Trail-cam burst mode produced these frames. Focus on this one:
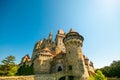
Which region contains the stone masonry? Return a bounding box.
[19,29,95,80]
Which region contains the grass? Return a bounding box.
[107,78,120,80]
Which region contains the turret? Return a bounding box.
[32,40,42,60]
[63,29,89,80]
[63,28,84,47]
[55,29,66,52]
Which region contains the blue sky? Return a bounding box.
[0,0,120,68]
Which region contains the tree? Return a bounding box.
[2,55,15,65]
[101,66,110,77]
[0,55,18,76]
[100,60,120,78]
[109,60,120,77]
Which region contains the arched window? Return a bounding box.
[58,66,62,72]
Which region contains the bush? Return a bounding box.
[89,70,107,80]
[17,63,34,75]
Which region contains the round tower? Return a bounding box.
[64,28,84,47]
[63,29,89,80]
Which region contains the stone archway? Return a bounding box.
[59,76,65,80]
[56,64,64,72]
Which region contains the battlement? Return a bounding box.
[63,29,84,47]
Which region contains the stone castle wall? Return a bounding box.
[0,75,35,80]
[0,72,65,80]
[35,72,65,80]
[17,29,94,80]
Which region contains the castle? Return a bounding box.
[20,29,94,80]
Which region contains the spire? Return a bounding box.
[48,32,52,41]
[69,28,75,33]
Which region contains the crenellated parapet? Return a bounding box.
[63,29,84,47]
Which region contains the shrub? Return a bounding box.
[89,70,107,80]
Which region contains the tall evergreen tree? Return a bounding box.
[0,55,18,76]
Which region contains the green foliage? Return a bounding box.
[89,76,95,80]
[100,60,120,78]
[101,66,110,77]
[2,55,15,65]
[17,63,34,75]
[95,70,107,80]
[8,65,18,76]
[89,70,107,80]
[0,55,18,76]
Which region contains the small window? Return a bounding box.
[69,51,70,54]
[58,66,62,72]
[69,65,72,70]
[52,47,55,50]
